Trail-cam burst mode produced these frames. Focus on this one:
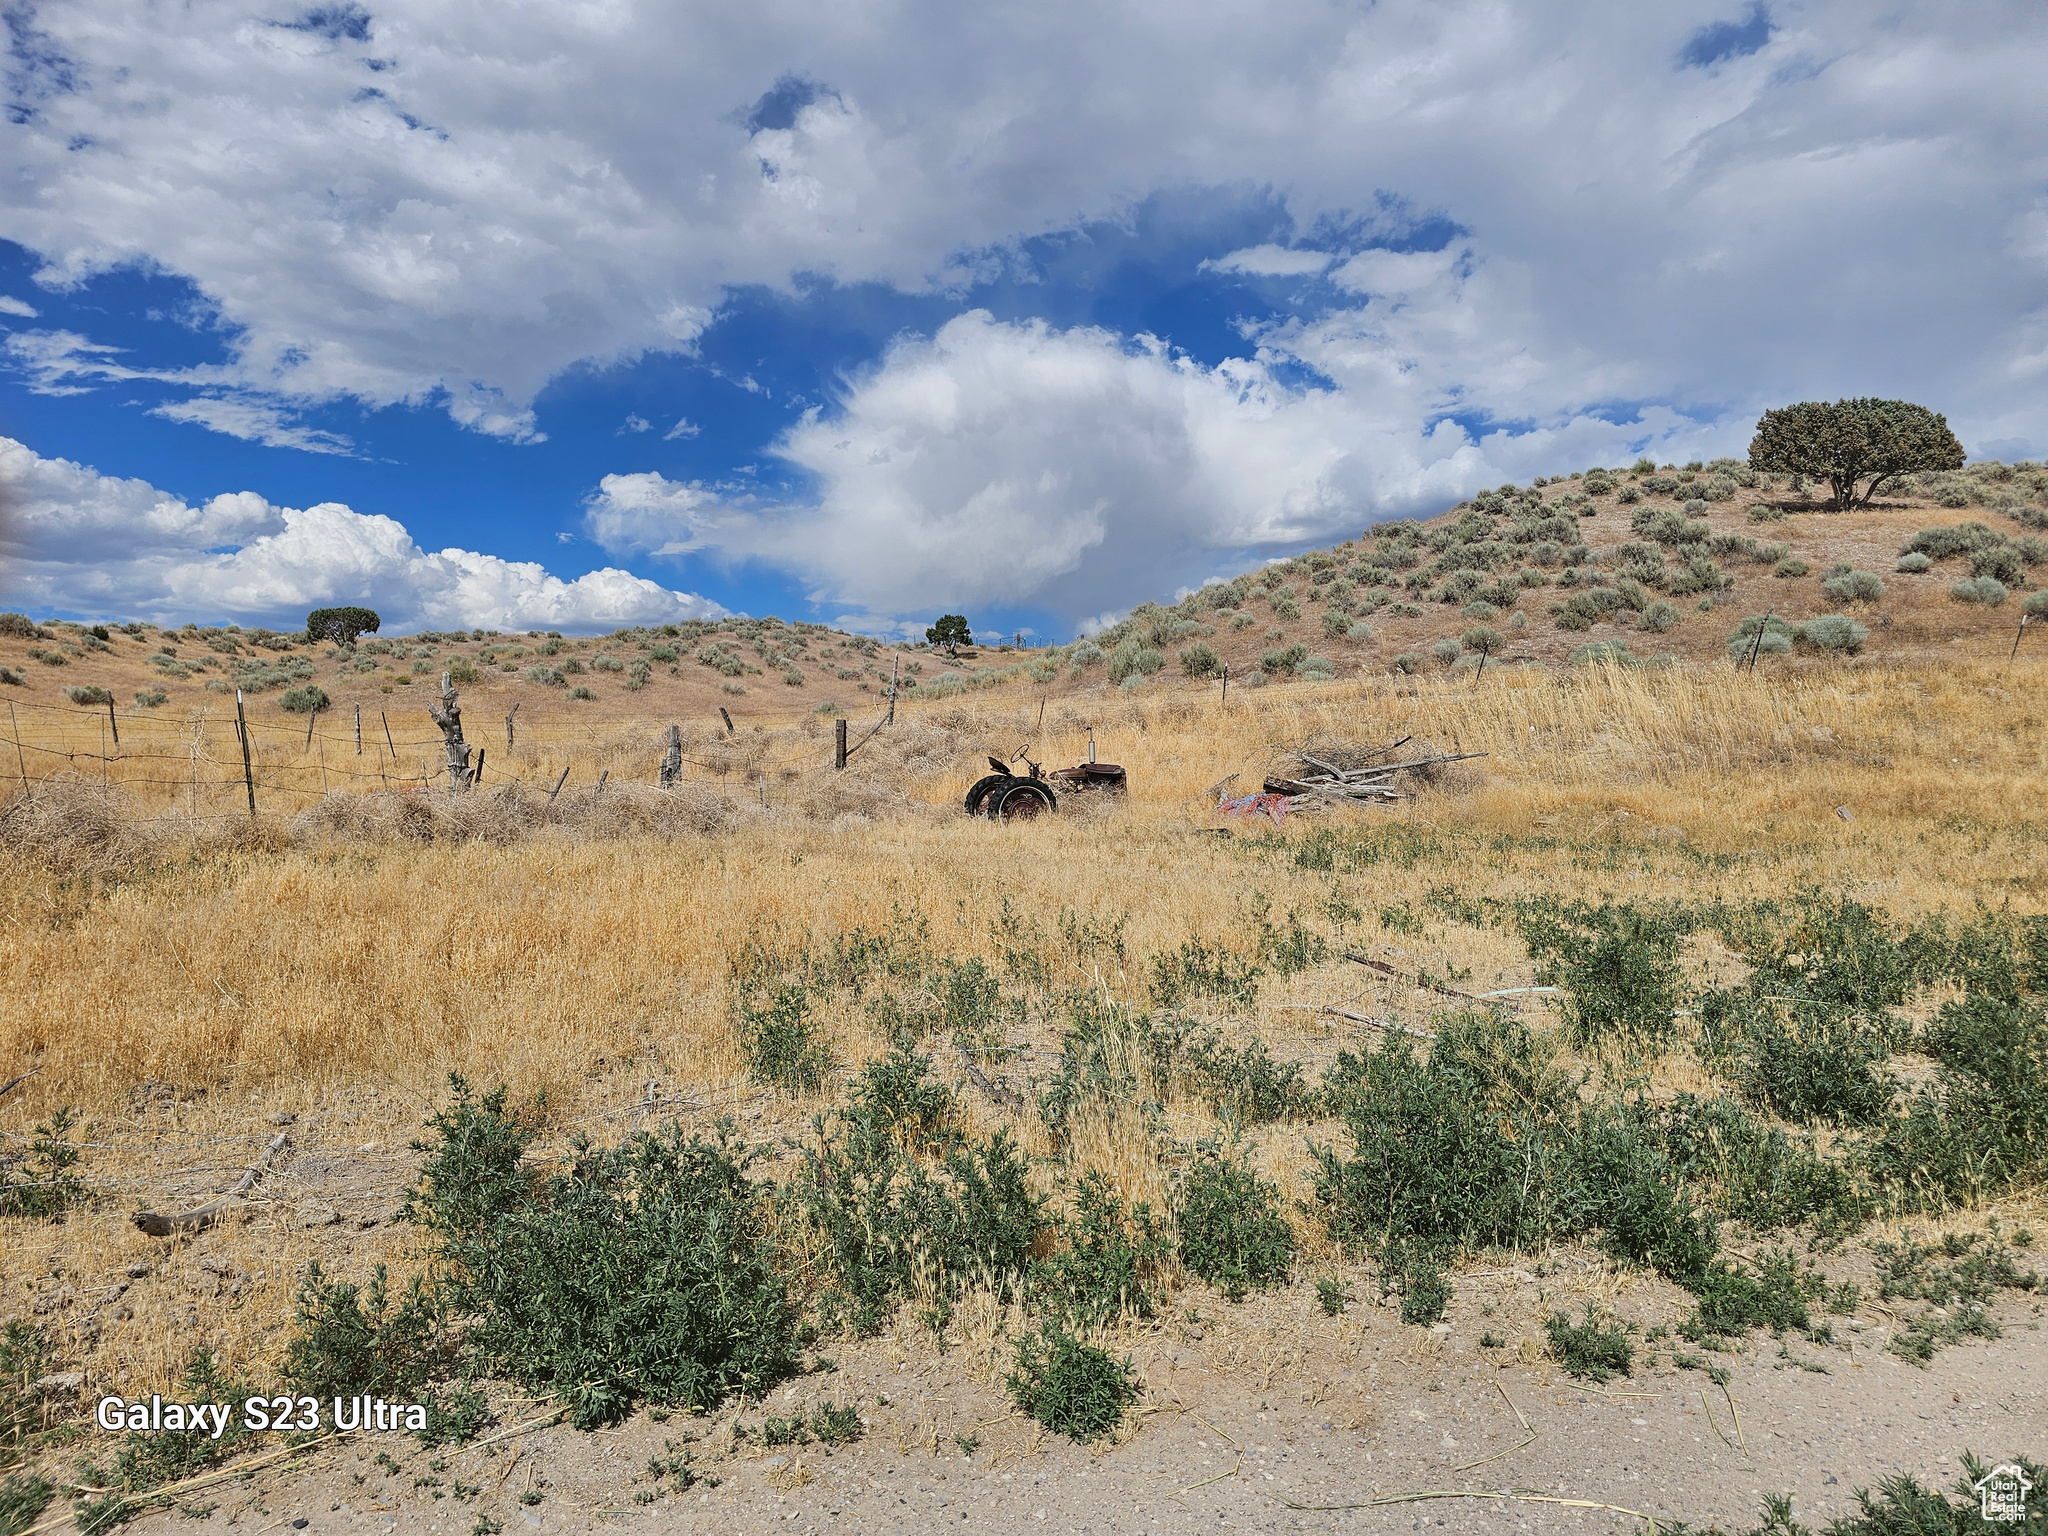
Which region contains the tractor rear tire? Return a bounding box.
[965,774,1009,815]
[991,781,1056,820]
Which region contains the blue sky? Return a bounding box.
[3,1,2045,635]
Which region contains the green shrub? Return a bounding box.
[737,985,837,1096]
[1895,551,1933,572]
[798,1061,1044,1333]
[1734,1003,1898,1127]
[1320,610,1351,641]
[1772,557,1808,577]
[847,1036,956,1146]
[1638,600,1681,634]
[1385,1244,1453,1325]
[279,684,330,713]
[1567,639,1635,667]
[1518,901,1690,1052]
[1107,640,1165,683]
[1315,1278,1353,1316]
[1654,1094,1862,1234]
[1905,521,2004,559]
[1312,1015,1575,1257]
[1151,936,1261,1012]
[1862,995,2048,1211]
[1036,1171,1170,1329]
[525,665,566,687]
[283,1262,444,1401]
[73,1349,259,1531]
[0,1106,88,1219]
[1175,1139,1295,1302]
[1719,889,1927,1017]
[1726,614,1796,661]
[1820,569,1884,603]
[1178,640,1221,677]
[1298,654,1337,680]
[1461,625,1504,656]
[1345,621,1373,643]
[1006,1326,1136,1442]
[1182,1032,1312,1122]
[1544,1309,1632,1382]
[1797,614,1868,654]
[1429,638,1459,665]
[1259,643,1308,674]
[0,1471,54,1534]
[1391,651,1422,674]
[63,684,111,705]
[401,1078,802,1426]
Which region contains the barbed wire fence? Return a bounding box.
[1,681,900,827]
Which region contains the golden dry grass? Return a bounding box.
[2,654,2043,1402]
[3,655,2042,1107]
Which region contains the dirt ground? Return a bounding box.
[18,1076,2043,1536]
[102,1278,2046,1536]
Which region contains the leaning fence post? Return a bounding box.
[426,672,474,789]
[660,724,682,787]
[506,701,521,751]
[8,702,26,793]
[547,763,571,803]
[834,716,847,770]
[105,695,119,748]
[234,689,256,815]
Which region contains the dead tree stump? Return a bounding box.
[426,673,475,789]
[659,724,682,787]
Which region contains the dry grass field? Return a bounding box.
[3,469,2047,1535]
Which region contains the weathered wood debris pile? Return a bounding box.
[1261,735,1487,806]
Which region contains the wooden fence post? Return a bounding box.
[835,716,847,770]
[660,724,682,787]
[304,704,317,749]
[426,673,474,789]
[886,655,899,723]
[718,706,734,736]
[381,711,396,759]
[234,690,256,815]
[547,764,571,803]
[105,696,119,748]
[354,702,362,755]
[506,701,521,751]
[8,702,25,793]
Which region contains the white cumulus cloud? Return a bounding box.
[0,436,725,631]
[583,309,1729,624]
[0,0,2042,452]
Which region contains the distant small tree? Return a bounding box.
[926,614,971,656]
[307,606,382,647]
[1747,399,1964,511]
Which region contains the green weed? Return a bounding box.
[284,1262,444,1401]
[736,985,837,1097]
[1517,901,1693,1052]
[1544,1309,1633,1383]
[0,1106,89,1219]
[1005,1327,1137,1443]
[402,1077,802,1426]
[1036,1171,1170,1329]
[1175,1137,1295,1302]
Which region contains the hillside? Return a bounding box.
[4,457,2043,755]
[1083,454,2048,686]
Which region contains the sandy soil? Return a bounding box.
[108,1286,2044,1536]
